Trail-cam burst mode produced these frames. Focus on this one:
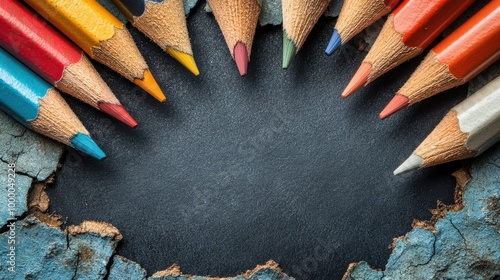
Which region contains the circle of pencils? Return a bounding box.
[0,0,137,128]
[24,0,167,102]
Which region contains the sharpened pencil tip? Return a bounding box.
[342,62,371,98]
[71,133,106,160]
[325,29,341,55]
[233,42,249,76]
[394,154,423,175]
[134,69,166,102]
[282,32,296,69]
[98,103,138,128]
[166,48,200,76]
[380,94,409,119]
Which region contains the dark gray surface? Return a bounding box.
[49,3,467,279]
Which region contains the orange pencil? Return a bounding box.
[342,0,475,98]
[380,0,500,119]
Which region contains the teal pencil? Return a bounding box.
[0,48,106,160]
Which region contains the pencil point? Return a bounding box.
[380,94,410,119]
[71,133,106,160]
[134,69,166,102]
[98,103,138,128]
[325,29,341,55]
[166,49,200,76]
[233,42,249,76]
[282,33,297,69]
[394,154,423,175]
[342,62,371,98]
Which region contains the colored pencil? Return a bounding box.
[342,0,475,98]
[325,0,400,55]
[380,0,500,119]
[282,0,331,69]
[24,0,166,102]
[0,48,105,160]
[394,75,500,175]
[207,0,261,76]
[0,0,137,128]
[111,0,200,76]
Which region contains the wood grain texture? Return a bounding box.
[31,88,90,147]
[398,51,464,104]
[92,27,149,82]
[132,0,193,55]
[57,55,121,108]
[282,0,330,50]
[363,14,420,84]
[415,110,476,168]
[24,0,151,83]
[207,0,261,58]
[335,0,391,44]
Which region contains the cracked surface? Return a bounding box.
[343,144,500,279]
[0,111,62,227]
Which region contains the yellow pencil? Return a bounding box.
[25,0,167,102]
[111,0,200,76]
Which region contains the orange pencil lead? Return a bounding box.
[234,42,249,76]
[134,69,166,102]
[341,62,372,98]
[380,94,409,119]
[98,103,138,128]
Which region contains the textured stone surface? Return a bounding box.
[0,216,122,279]
[343,144,500,279]
[109,255,147,280]
[149,260,294,280]
[0,111,62,227]
[0,111,62,181]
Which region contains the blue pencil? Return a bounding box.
[0,48,106,160]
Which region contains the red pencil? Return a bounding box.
[0,0,137,127]
[380,0,500,119]
[342,0,475,98]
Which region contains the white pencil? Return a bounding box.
[394,76,500,175]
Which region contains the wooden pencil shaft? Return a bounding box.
[364,0,475,83]
[0,0,120,109]
[416,110,476,167]
[24,0,149,82]
[113,0,193,55]
[399,0,500,104]
[335,0,392,44]
[282,0,331,50]
[414,76,500,167]
[207,0,261,58]
[0,49,88,146]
